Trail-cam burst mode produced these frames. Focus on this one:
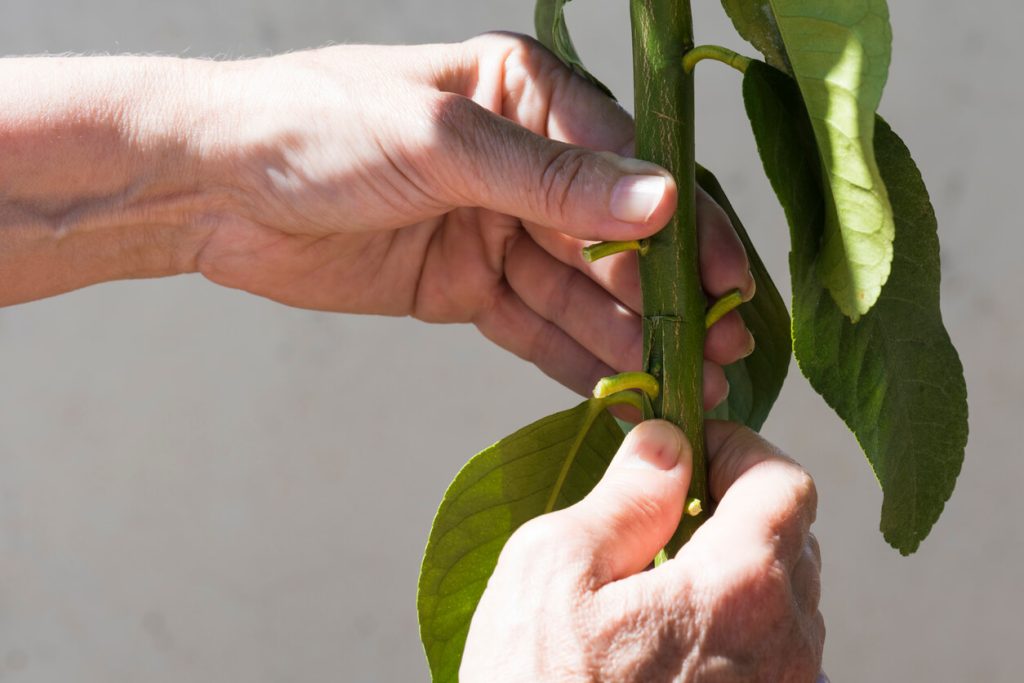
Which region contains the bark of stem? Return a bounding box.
[630,0,708,551]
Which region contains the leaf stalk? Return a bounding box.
[592,371,660,401]
[582,239,650,262]
[705,288,745,330]
[683,44,752,74]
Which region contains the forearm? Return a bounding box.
[0,56,227,306]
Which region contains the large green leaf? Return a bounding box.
[534,0,614,98]
[698,165,791,431]
[720,0,790,70]
[721,0,895,321]
[743,61,968,554]
[418,401,623,682]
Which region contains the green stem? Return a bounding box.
[682,44,752,74]
[592,371,660,401]
[630,0,708,552]
[705,288,745,330]
[544,399,604,514]
[602,390,644,414]
[582,239,650,263]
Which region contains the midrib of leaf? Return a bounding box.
[752,0,896,319]
[545,399,605,513]
[430,435,579,553]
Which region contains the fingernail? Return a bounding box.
[610,175,666,224]
[741,329,756,358]
[741,270,757,302]
[816,672,830,683]
[627,420,685,471]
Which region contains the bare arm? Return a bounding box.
[0,56,225,304]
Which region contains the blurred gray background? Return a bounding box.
[1,0,1020,680]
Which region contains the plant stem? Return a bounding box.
[705,289,745,330]
[592,371,660,401]
[582,239,650,262]
[630,0,708,552]
[683,45,752,74]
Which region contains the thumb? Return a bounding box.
[562,420,692,583]
[426,94,676,240]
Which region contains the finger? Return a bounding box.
[522,222,644,313]
[450,32,635,154]
[697,189,754,299]
[807,532,822,570]
[416,92,676,241]
[704,360,729,412]
[698,421,818,568]
[556,420,692,585]
[705,309,755,366]
[505,235,642,372]
[791,540,822,614]
[473,283,612,395]
[813,616,828,675]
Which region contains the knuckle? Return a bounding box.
[789,468,819,522]
[428,91,483,140]
[468,30,543,55]
[787,615,826,683]
[501,514,594,587]
[806,570,823,613]
[538,146,590,223]
[422,92,493,201]
[501,516,566,562]
[618,488,668,532]
[730,552,793,625]
[473,31,557,78]
[814,609,827,655]
[807,533,822,570]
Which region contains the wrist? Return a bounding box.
[93,56,234,279]
[0,56,234,304]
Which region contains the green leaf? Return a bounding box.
[534,0,614,99]
[743,61,968,554]
[721,0,895,320]
[417,401,623,682]
[720,0,790,71]
[697,164,791,431]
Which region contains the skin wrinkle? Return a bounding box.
[379,93,458,217]
[410,218,456,321]
[462,227,522,328]
[539,147,591,232]
[586,555,691,680]
[550,258,594,332]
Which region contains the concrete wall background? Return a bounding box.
[1,1,1020,680]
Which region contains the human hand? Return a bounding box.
[190,33,753,401]
[461,420,825,682]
